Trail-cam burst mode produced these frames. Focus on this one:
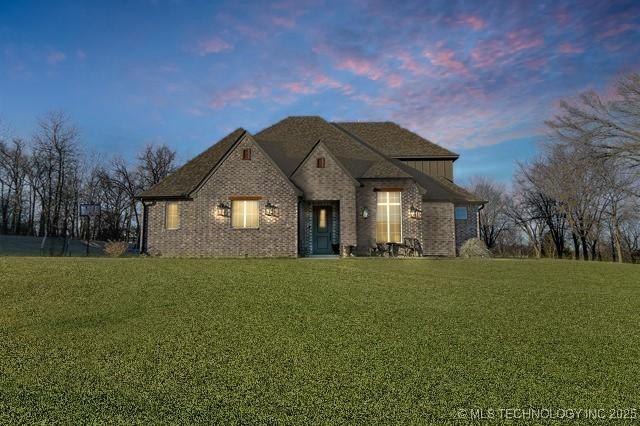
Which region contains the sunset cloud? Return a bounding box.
[195,37,232,55]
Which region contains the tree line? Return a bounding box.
[0,111,177,245]
[470,73,640,263]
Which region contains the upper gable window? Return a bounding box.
[242,148,251,160]
[317,157,326,168]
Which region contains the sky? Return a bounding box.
[1,0,639,183]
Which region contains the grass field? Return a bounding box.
[1,258,639,424]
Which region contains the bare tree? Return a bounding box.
[468,177,510,250]
[32,111,81,236]
[137,144,176,189]
[0,139,29,234]
[546,73,640,170]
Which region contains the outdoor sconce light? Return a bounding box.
[410,205,422,220]
[216,202,231,217]
[265,201,279,217]
[362,207,369,219]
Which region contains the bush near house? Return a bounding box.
[103,240,129,257]
[460,237,491,258]
[1,258,639,424]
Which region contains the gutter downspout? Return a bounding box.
[476,203,485,239]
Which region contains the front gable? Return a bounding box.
[291,141,359,200]
[194,133,301,198]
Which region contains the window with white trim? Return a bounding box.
[376,191,402,242]
[231,200,259,229]
[165,202,180,230]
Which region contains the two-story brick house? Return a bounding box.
[137,116,483,257]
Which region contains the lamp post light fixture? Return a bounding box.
[410,205,422,220]
[216,202,231,217]
[265,201,279,217]
[362,207,369,219]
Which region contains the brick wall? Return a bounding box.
[146,135,299,257]
[422,201,455,256]
[355,179,423,255]
[291,143,357,253]
[455,204,479,253]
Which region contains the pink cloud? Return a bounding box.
[272,16,295,28]
[313,44,384,81]
[195,37,232,55]
[457,15,486,30]
[506,29,544,52]
[282,81,316,94]
[386,73,403,88]
[471,30,544,68]
[523,57,547,70]
[335,56,384,80]
[423,48,467,75]
[598,23,635,39]
[47,50,66,65]
[76,50,86,60]
[281,72,353,96]
[558,43,584,54]
[555,8,571,26]
[395,51,430,76]
[209,84,262,109]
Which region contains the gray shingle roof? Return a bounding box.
[137,128,246,199]
[254,116,411,179]
[333,121,458,158]
[138,116,481,204]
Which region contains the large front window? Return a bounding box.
[232,200,259,229]
[376,191,402,242]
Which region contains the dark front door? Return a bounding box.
[312,206,333,254]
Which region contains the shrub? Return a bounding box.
[104,241,129,257]
[460,238,490,258]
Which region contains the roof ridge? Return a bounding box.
[330,123,412,178]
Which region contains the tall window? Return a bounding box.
[376,191,402,242]
[232,200,259,229]
[165,202,180,230]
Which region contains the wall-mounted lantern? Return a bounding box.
[265,201,279,217]
[216,202,231,217]
[410,205,422,220]
[362,207,369,219]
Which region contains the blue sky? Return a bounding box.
[1,0,639,183]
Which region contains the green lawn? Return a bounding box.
[1,258,639,424]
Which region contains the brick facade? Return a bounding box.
[422,201,455,256]
[143,135,468,258]
[145,135,299,257]
[454,204,479,253]
[291,143,357,253]
[355,178,423,255]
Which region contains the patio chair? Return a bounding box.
[398,238,414,257]
[412,238,424,256]
[370,241,387,256]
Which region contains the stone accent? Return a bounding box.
[455,204,479,253]
[422,201,455,256]
[291,143,357,252]
[355,178,423,256]
[145,135,299,257]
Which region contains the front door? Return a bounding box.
[312,206,333,254]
